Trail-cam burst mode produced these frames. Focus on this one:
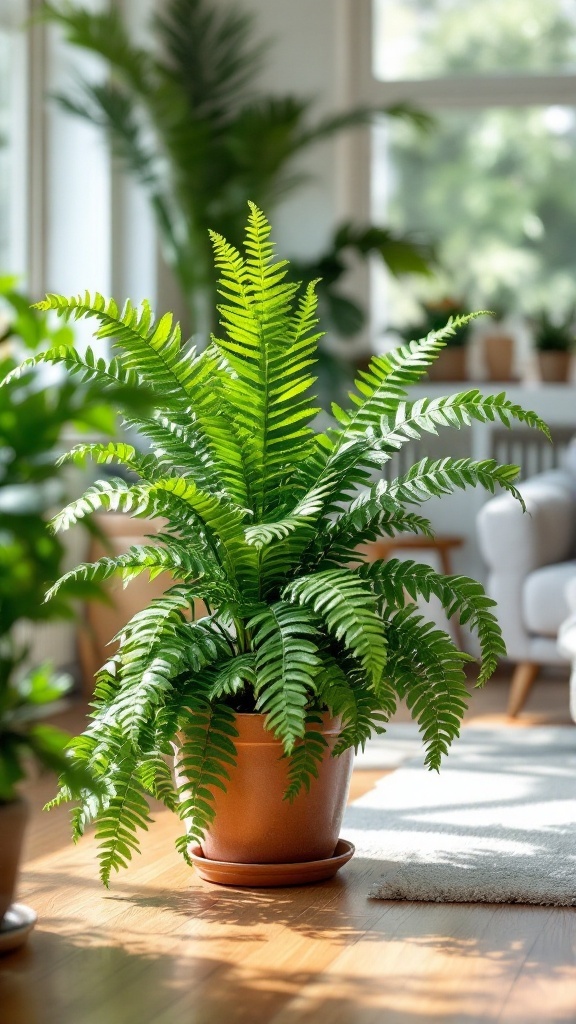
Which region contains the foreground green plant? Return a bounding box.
[3,206,548,884]
[0,665,97,804]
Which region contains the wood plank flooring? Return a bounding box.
[1,672,575,1024]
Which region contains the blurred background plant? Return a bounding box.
[0,276,153,702]
[42,0,435,349]
[531,308,576,352]
[394,297,475,349]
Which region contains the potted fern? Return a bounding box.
[3,206,547,888]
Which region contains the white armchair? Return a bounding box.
[477,463,576,716]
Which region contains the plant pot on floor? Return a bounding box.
[174,713,354,875]
[0,799,28,922]
[172,716,352,868]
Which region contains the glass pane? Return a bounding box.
[373,0,576,80]
[0,29,13,269]
[372,106,576,326]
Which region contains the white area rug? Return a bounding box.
[344,726,576,905]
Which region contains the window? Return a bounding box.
[366,0,576,334]
[0,0,28,277]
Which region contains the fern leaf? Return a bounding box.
[175,700,238,846]
[283,712,329,802]
[284,569,387,686]
[384,607,471,770]
[386,457,525,509]
[35,292,220,411]
[209,204,320,517]
[249,601,321,752]
[94,743,152,886]
[335,316,480,435]
[46,541,231,603]
[361,558,505,684]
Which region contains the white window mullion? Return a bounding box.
[363,74,576,111]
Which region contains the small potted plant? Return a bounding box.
[396,298,474,382]
[4,206,547,888]
[532,309,575,383]
[480,295,517,382]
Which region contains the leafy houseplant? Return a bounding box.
[532,309,575,383]
[0,279,123,920]
[0,276,154,693]
[42,0,434,341]
[4,207,548,886]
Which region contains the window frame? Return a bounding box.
[345,0,576,341]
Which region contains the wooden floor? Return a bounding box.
[2,671,575,1024]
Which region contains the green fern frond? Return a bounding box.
[365,391,550,466]
[249,601,321,752]
[332,316,479,436]
[209,203,320,517]
[205,654,257,700]
[385,457,524,508]
[35,292,220,410]
[284,569,387,686]
[384,607,471,770]
[94,743,152,886]
[361,558,504,684]
[0,343,144,398]
[137,754,179,812]
[283,712,329,802]
[57,440,160,480]
[175,700,238,846]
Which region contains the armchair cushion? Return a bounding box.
[523,561,576,637]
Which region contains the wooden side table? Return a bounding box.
[361,534,464,577]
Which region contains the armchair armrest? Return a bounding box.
[478,470,576,575]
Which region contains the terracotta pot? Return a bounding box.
[483,331,515,381]
[175,713,354,864]
[0,799,28,921]
[427,347,468,382]
[537,351,572,383]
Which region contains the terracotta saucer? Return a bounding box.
[190,838,355,887]
[0,903,37,955]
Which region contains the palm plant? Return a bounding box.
[3,206,548,885]
[42,0,433,339]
